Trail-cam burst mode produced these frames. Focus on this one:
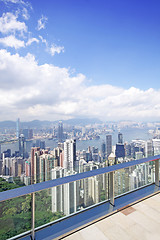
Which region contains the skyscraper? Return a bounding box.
[51,167,64,213]
[115,143,125,158]
[22,129,33,140]
[106,135,112,158]
[145,140,153,157]
[16,118,20,139]
[58,121,63,142]
[19,134,26,159]
[118,132,123,144]
[101,141,106,160]
[31,147,40,184]
[63,171,79,215]
[63,139,76,170]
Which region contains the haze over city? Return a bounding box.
[0,0,160,121]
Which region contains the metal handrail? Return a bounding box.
[0,154,160,202]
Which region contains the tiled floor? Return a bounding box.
[63,193,160,240]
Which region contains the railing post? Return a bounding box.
[109,171,115,206]
[31,192,35,240]
[155,159,159,187]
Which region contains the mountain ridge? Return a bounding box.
[0,118,102,128]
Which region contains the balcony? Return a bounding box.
[64,193,160,240]
[0,155,160,240]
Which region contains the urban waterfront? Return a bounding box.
[0,128,151,155]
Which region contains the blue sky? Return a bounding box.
[0,0,160,121]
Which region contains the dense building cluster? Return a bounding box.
[0,120,160,215]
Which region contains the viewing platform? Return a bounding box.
[63,193,160,240]
[0,155,159,240]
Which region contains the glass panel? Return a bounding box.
[35,172,109,228]
[0,162,109,193]
[114,168,129,196]
[114,161,155,197]
[0,195,31,240]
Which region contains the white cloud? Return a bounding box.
[1,0,32,19]
[26,37,39,46]
[0,12,27,34]
[39,36,64,57]
[1,0,20,3]
[37,15,48,31]
[1,0,31,7]
[0,49,160,121]
[39,35,47,46]
[0,35,25,48]
[49,43,64,56]
[22,7,29,20]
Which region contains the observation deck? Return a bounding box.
[0,155,160,240]
[64,193,160,240]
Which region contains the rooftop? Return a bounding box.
[63,193,160,240]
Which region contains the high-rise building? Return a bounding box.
[51,167,79,215]
[82,164,101,207]
[3,149,11,158]
[125,143,131,157]
[0,159,2,175]
[145,140,153,157]
[22,129,29,139]
[16,118,20,139]
[58,121,63,142]
[108,152,116,166]
[28,129,33,139]
[152,139,160,155]
[25,160,31,177]
[106,135,112,158]
[135,151,143,159]
[118,132,123,144]
[115,143,125,158]
[60,151,64,167]
[2,156,11,176]
[101,142,106,160]
[51,167,64,213]
[63,171,79,215]
[18,163,22,177]
[31,147,40,183]
[19,134,26,159]
[63,139,76,170]
[22,129,33,140]
[12,160,18,177]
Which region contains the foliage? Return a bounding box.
[100,190,107,201]
[0,179,64,240]
[13,177,25,187]
[0,177,20,192]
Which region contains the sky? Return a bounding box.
[0,0,160,122]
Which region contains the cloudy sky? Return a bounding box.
[0,0,160,122]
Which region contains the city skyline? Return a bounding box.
[0,0,160,121]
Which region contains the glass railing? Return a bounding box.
[114,161,155,197]
[1,154,156,193]
[0,161,107,192]
[34,172,109,229]
[0,155,159,240]
[0,195,31,240]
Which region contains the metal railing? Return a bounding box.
[0,155,160,240]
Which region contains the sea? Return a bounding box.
[0,128,152,156]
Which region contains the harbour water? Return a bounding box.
[1,128,151,155]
